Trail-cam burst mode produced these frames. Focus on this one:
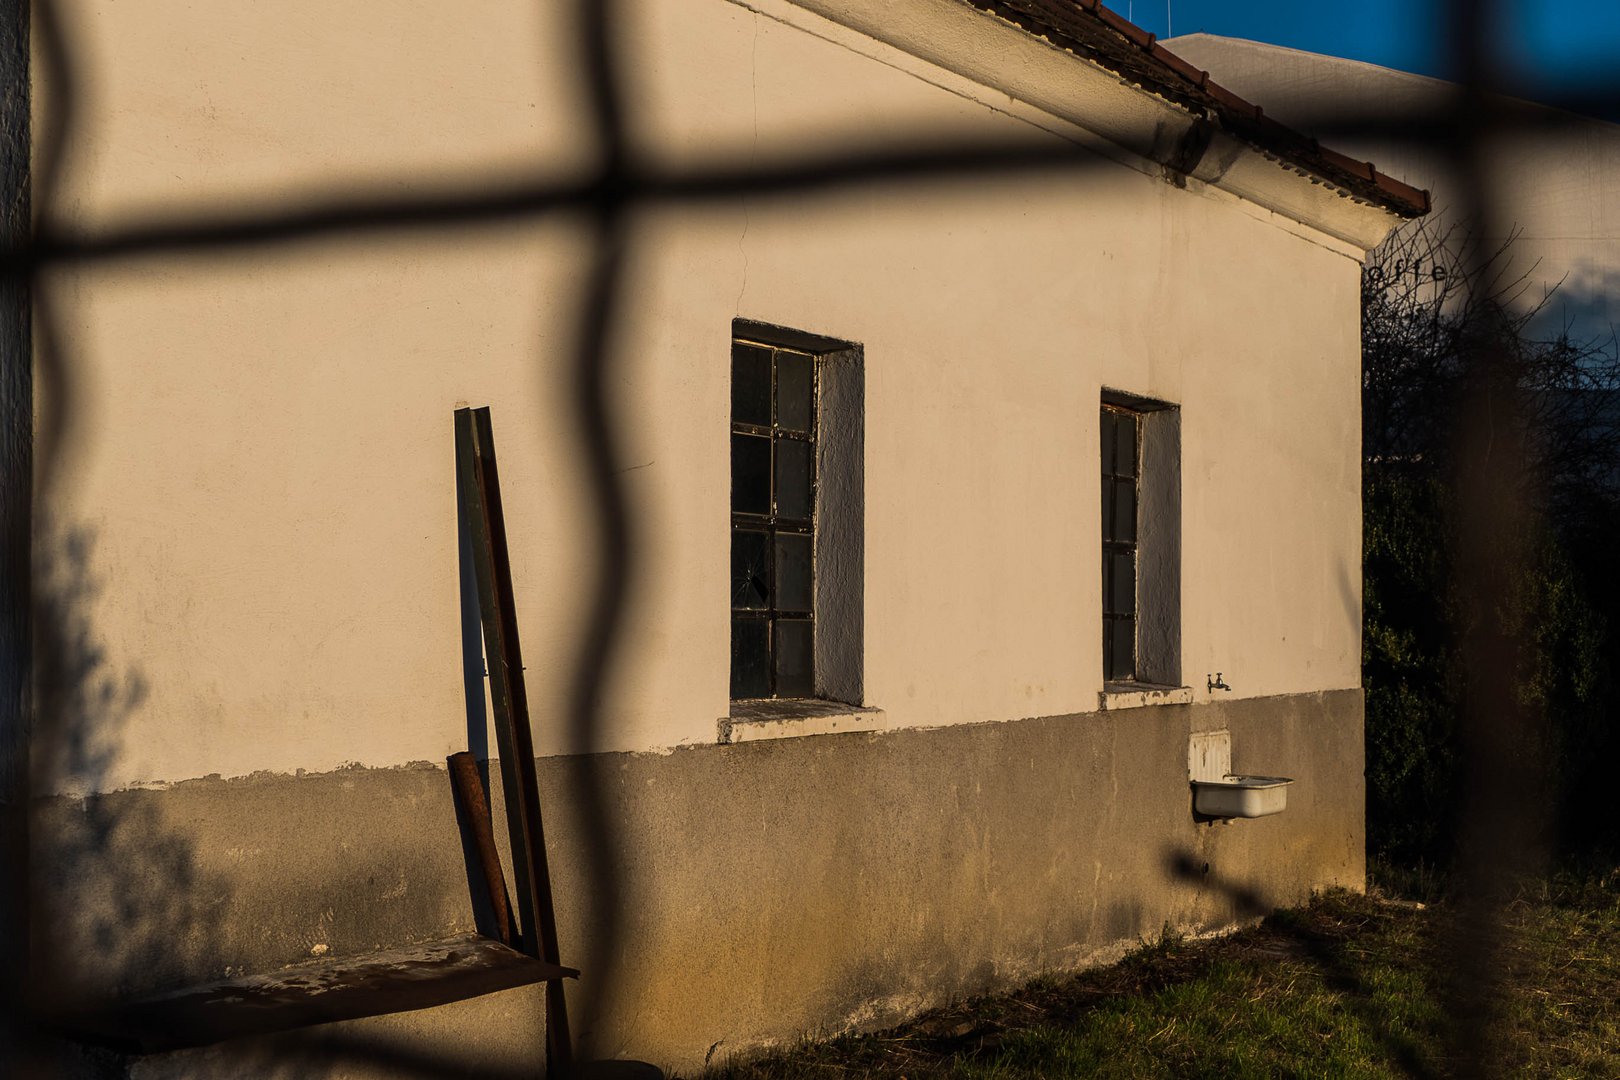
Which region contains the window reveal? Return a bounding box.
[1101,405,1140,682]
[731,339,817,698]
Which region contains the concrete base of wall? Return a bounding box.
[45,984,548,1080]
[32,690,1363,1075]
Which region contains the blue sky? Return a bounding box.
[1123,0,1620,104]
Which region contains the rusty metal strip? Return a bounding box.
[453,406,573,1073]
[448,750,518,948]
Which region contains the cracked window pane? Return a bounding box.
[732,333,821,699]
[732,529,769,609]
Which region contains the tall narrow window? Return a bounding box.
[1101,404,1140,682]
[731,338,817,699]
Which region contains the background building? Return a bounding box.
[1167,33,1620,339]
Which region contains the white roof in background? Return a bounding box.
[1166,33,1620,335]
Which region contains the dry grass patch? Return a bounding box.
[697,868,1620,1079]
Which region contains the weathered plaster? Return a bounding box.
[34,691,1364,1074]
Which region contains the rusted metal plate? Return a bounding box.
[66,934,577,1053]
[449,750,518,947]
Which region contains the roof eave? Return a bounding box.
[974,0,1430,218]
[784,0,1424,251]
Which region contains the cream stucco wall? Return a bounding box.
[35,0,1373,793]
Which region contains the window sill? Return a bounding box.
[719,699,888,744]
[1099,682,1194,711]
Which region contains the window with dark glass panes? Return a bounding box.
[731,339,816,699]
[1100,405,1139,682]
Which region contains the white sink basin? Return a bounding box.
[1192,774,1294,818]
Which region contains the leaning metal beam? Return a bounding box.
[453,406,572,1074]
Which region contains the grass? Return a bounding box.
[697,864,1620,1079]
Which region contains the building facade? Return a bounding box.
[17,0,1422,1073]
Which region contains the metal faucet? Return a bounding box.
[1208,672,1232,692]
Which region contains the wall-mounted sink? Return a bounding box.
[1192,774,1294,819]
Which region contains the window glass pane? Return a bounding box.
[1108,617,1135,680]
[732,343,772,427]
[775,532,812,612]
[731,617,770,698]
[775,350,813,433]
[1100,409,1116,474]
[774,437,812,520]
[732,433,771,515]
[1100,474,1113,538]
[774,618,814,697]
[1108,551,1135,615]
[1115,411,1138,477]
[1110,479,1137,543]
[732,529,770,609]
